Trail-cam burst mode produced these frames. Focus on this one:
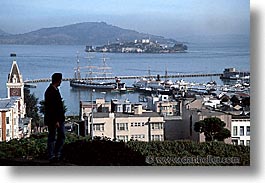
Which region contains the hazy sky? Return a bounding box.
[0,0,249,39]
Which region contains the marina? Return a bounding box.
[23,65,250,95]
[23,69,250,97]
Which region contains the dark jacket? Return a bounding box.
[44,84,65,126]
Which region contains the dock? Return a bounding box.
[24,73,223,83]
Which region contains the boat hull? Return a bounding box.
[70,80,127,90]
[70,80,115,89]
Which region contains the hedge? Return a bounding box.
[0,134,250,166]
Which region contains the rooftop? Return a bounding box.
[0,97,20,111]
[190,108,226,117]
[7,60,23,83]
[93,112,161,118]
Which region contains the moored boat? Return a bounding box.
[70,53,126,91]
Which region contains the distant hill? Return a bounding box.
[0,22,178,45]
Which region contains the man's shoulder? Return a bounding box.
[45,84,55,94]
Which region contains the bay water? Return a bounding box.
[0,35,250,115]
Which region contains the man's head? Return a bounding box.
[52,73,62,87]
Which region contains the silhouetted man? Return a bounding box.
[44,73,65,163]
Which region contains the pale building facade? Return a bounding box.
[80,98,165,142]
[0,58,30,141]
[231,116,250,146]
[147,94,181,117]
[0,97,22,141]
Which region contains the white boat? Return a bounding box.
[133,77,164,91]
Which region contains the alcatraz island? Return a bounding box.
[86,39,188,53]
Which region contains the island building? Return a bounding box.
[0,56,31,142]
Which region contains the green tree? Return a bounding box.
[194,117,231,142]
[39,100,45,115]
[24,88,40,130]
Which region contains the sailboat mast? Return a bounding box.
[165,65,168,81]
[98,53,111,79]
[85,51,95,83]
[148,65,151,79]
[102,54,107,78]
[75,51,81,80]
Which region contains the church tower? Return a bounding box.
[6,55,24,103]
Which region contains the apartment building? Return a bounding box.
[80,98,111,120]
[180,97,232,144]
[147,94,182,116]
[80,98,165,142]
[231,115,250,146]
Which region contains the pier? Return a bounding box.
[24,73,223,83]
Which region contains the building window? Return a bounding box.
[131,122,145,127]
[6,129,10,137]
[6,117,10,125]
[240,126,244,136]
[117,105,123,112]
[232,139,238,146]
[246,140,250,146]
[117,123,128,131]
[117,135,128,142]
[233,126,238,136]
[151,123,163,130]
[240,140,244,146]
[151,135,163,141]
[246,126,250,136]
[131,134,145,140]
[93,124,104,131]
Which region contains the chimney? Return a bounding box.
[134,104,143,115]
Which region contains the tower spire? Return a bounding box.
[6,53,24,101]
